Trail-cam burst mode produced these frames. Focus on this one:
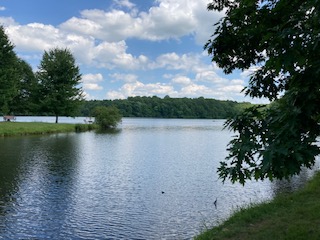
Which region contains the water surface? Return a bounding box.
[0,118,318,239]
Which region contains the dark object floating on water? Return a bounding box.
[214,198,217,208]
[161,191,165,194]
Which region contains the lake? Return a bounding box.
[0,118,319,239]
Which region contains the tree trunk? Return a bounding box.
[55,115,58,123]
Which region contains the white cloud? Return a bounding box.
[2,0,222,72]
[109,73,138,83]
[0,1,253,102]
[195,70,227,84]
[241,66,261,78]
[6,23,64,52]
[106,81,177,99]
[83,83,103,91]
[180,83,214,97]
[83,91,94,100]
[91,41,148,69]
[230,79,244,85]
[59,0,223,43]
[82,73,104,83]
[106,91,126,100]
[60,9,141,42]
[191,0,225,44]
[113,0,136,9]
[105,73,246,100]
[4,20,148,70]
[218,85,244,94]
[82,73,104,91]
[0,17,16,27]
[138,0,197,41]
[172,76,192,85]
[150,52,202,71]
[0,6,6,11]
[59,17,102,38]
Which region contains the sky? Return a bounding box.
[0,0,267,103]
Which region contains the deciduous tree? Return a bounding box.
[205,0,320,184]
[37,48,84,123]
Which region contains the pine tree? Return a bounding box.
[0,25,21,114]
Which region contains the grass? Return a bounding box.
[0,122,97,136]
[195,171,320,240]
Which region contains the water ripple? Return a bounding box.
[0,118,318,239]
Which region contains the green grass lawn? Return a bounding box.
[0,121,94,136]
[195,171,320,240]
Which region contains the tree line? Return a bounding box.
[80,96,251,119]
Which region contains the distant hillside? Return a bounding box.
[80,96,252,119]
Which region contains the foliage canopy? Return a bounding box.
[37,48,83,123]
[0,26,22,114]
[93,106,122,129]
[205,0,320,184]
[80,96,248,119]
[12,59,38,114]
[0,26,37,115]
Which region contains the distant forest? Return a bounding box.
[80,96,252,119]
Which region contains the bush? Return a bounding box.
[92,106,122,130]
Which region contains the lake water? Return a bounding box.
[0,118,319,239]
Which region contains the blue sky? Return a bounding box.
[0,0,266,103]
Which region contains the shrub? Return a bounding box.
[92,106,122,130]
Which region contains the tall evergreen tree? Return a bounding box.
[12,59,38,115]
[0,25,20,115]
[37,48,84,123]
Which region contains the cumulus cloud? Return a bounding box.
[91,41,142,69]
[106,81,177,99]
[82,73,104,91]
[180,84,212,96]
[6,23,65,52]
[195,70,228,84]
[191,0,225,44]
[171,76,192,85]
[0,17,17,27]
[0,0,252,102]
[105,71,246,100]
[109,73,139,83]
[83,83,103,91]
[83,91,94,100]
[113,0,136,9]
[2,0,221,71]
[60,9,139,42]
[82,73,103,82]
[4,21,148,70]
[59,0,223,43]
[149,52,203,71]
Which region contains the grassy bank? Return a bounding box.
[0,122,96,136]
[195,171,320,240]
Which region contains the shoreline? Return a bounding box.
[0,122,95,137]
[195,171,320,239]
